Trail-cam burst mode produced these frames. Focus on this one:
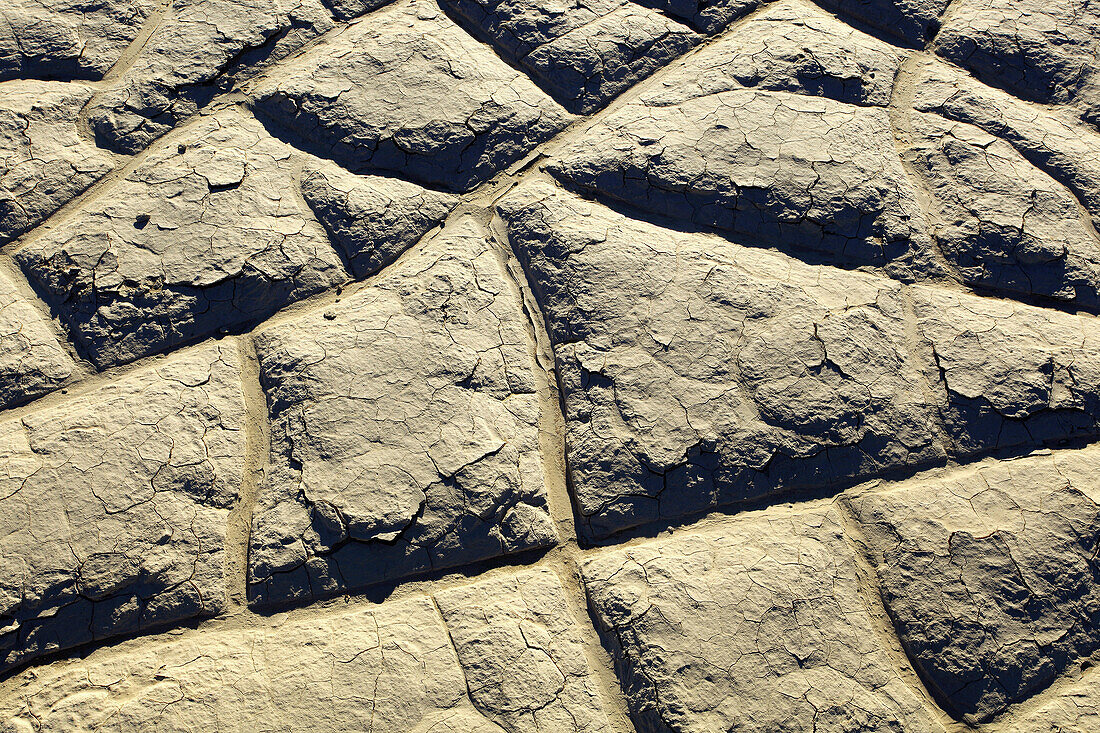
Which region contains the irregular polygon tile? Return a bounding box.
[630,0,771,34]
[251,0,573,193]
[0,271,75,409]
[812,0,950,46]
[849,448,1100,723]
[547,88,939,280]
[0,342,245,674]
[910,287,1100,454]
[16,109,349,369]
[498,181,943,538]
[0,0,155,81]
[87,0,337,154]
[582,506,945,732]
[935,0,1100,109]
[440,0,700,114]
[1,81,115,244]
[0,597,510,731]
[434,568,613,732]
[300,161,458,278]
[903,112,1100,308]
[641,0,903,108]
[911,60,1100,225]
[249,219,555,606]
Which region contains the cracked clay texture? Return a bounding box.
[5,0,1100,731]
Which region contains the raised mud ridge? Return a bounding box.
[3,0,1100,730]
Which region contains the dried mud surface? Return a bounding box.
[3,0,1100,730]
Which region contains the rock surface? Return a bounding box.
[434,568,613,732]
[548,87,938,279]
[813,0,950,46]
[16,109,348,368]
[582,505,944,732]
[0,342,245,673]
[911,59,1100,227]
[87,0,337,154]
[249,219,555,606]
[0,271,74,409]
[0,568,612,732]
[252,0,573,192]
[499,181,941,537]
[910,286,1100,454]
[935,0,1100,110]
[7,1,1100,730]
[903,111,1100,307]
[499,181,1100,537]
[441,0,700,113]
[849,448,1100,723]
[635,0,770,34]
[0,0,155,81]
[1,81,115,244]
[1015,671,1100,732]
[300,161,458,278]
[2,598,484,731]
[642,1,903,108]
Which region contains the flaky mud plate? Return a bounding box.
[2,0,1100,730]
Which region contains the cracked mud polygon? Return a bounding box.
[2,0,1100,730]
